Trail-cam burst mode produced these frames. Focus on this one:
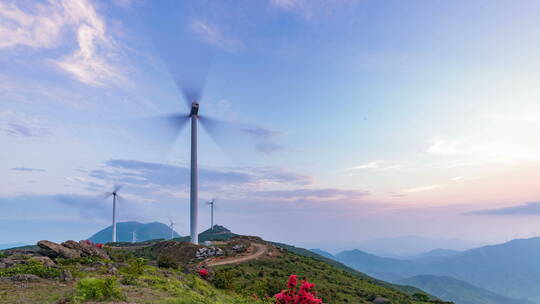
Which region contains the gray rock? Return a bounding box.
[38,240,81,259]
[107,265,118,276]
[31,256,55,267]
[60,269,73,282]
[372,297,390,304]
[61,240,109,260]
[0,262,6,269]
[10,274,40,282]
[195,247,224,259]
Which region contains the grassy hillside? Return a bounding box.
[397,275,533,304]
[89,221,181,243]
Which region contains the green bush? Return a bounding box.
[56,257,101,265]
[107,249,134,262]
[120,274,137,285]
[212,269,234,290]
[157,256,178,269]
[0,259,61,278]
[413,293,430,302]
[73,277,124,301]
[125,257,146,275]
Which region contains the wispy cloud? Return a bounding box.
[242,127,284,154]
[189,19,242,51]
[11,167,46,172]
[403,184,442,193]
[253,188,369,202]
[0,0,124,87]
[347,160,402,171]
[0,112,51,138]
[269,0,359,21]
[466,202,540,216]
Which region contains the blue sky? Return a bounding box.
[3,0,540,249]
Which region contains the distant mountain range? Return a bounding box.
[88,221,181,243]
[397,275,534,304]
[0,242,28,250]
[314,237,540,304]
[303,236,482,257]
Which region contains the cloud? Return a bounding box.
[466,202,540,216]
[87,160,312,192]
[242,127,284,154]
[269,0,359,21]
[403,185,441,193]
[0,112,51,138]
[253,188,369,202]
[0,0,124,87]
[347,160,402,171]
[189,19,242,51]
[11,167,46,172]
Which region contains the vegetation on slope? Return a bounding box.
[212,249,446,304]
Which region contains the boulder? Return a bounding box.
[37,240,81,259]
[195,247,224,259]
[59,269,73,282]
[372,297,390,304]
[10,274,40,282]
[61,240,109,260]
[30,256,55,267]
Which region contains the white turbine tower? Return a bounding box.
[206,199,216,231]
[103,185,122,243]
[168,217,176,240]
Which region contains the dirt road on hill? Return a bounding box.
[207,243,268,266]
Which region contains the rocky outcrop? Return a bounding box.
[9,274,40,282]
[61,240,109,260]
[372,297,390,304]
[30,256,55,267]
[38,240,81,259]
[37,240,109,260]
[195,247,224,259]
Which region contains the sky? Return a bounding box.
[2,0,540,250]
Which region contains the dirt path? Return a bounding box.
[207,243,268,266]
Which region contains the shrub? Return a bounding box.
[0,259,61,278]
[212,269,234,289]
[56,257,101,265]
[125,257,146,275]
[413,293,430,302]
[274,275,322,304]
[74,277,124,301]
[157,256,178,269]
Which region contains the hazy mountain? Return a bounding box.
[88,221,180,243]
[335,249,419,282]
[310,249,335,259]
[0,242,28,250]
[335,237,540,303]
[303,236,481,257]
[397,275,533,304]
[407,249,461,263]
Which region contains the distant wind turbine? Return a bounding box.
[103,185,123,243]
[206,199,216,231]
[132,230,137,243]
[168,217,176,240]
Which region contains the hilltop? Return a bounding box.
[0,228,449,304]
[88,221,181,243]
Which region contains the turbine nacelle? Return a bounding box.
[190,102,199,116]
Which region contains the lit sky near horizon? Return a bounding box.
[2,0,540,248]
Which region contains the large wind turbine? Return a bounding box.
[103,185,122,243]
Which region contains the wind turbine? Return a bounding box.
[206,199,216,231]
[103,185,123,243]
[137,5,276,244]
[168,217,176,240]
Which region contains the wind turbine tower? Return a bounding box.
[169,217,176,240]
[190,102,199,244]
[104,185,122,243]
[207,199,216,231]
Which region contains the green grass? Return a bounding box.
[212,251,442,304]
[0,259,61,279]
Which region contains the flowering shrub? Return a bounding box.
[96,243,104,249]
[274,275,323,304]
[198,268,209,278]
